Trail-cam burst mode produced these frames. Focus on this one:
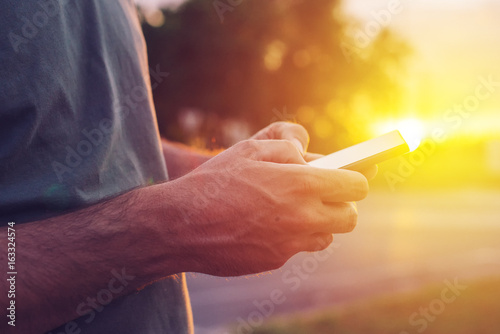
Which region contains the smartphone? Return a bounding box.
[308,130,409,171]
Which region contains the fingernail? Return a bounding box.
[291,138,304,154]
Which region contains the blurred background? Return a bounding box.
[136,0,500,333]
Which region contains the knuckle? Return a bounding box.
[344,203,358,232]
[311,234,333,251]
[321,234,334,249]
[357,176,369,200]
[294,175,315,195]
[286,123,309,144]
[269,121,286,135]
[293,123,309,139]
[350,172,369,200]
[282,139,297,151]
[272,122,308,141]
[237,139,259,156]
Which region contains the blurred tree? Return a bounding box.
[140,0,410,152]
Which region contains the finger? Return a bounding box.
[303,233,334,252]
[237,139,307,165]
[357,165,378,181]
[319,202,358,234]
[300,166,369,202]
[303,152,324,162]
[253,122,309,154]
[284,233,333,255]
[272,122,309,154]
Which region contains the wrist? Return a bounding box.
[161,140,217,179]
[133,182,200,280]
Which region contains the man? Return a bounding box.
[0,1,374,333]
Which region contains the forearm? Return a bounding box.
[161,139,218,179]
[0,184,189,333]
[0,134,370,333]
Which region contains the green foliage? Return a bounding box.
[141,0,410,151]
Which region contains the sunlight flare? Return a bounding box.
[374,118,425,152]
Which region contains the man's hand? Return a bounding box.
[158,139,369,276]
[162,121,377,180]
[2,126,373,333]
[251,121,309,154]
[161,122,308,179]
[250,121,378,180]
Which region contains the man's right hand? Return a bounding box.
[0,138,369,333]
[157,139,369,276]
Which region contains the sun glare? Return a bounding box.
[374,118,425,152]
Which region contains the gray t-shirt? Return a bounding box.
[0,0,192,332]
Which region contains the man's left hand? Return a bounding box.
[250,121,309,155]
[251,122,378,180]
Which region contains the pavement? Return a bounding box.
[186,189,500,334]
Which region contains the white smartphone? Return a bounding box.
[308,130,409,171]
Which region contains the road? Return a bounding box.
[186,189,500,333]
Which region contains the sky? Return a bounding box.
[351,0,500,137]
[344,0,500,104]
